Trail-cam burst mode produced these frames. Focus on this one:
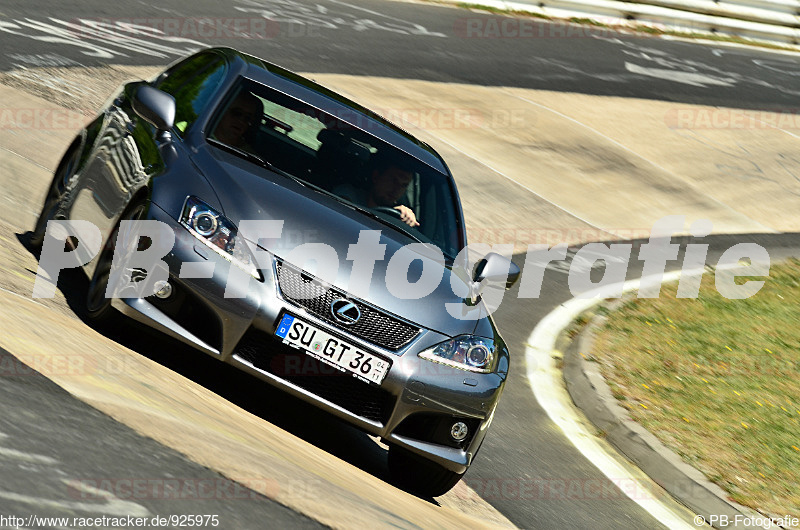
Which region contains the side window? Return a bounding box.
[260,99,325,150]
[157,53,226,136]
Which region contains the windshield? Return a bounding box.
[207,77,465,260]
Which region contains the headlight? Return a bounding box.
[418,336,496,374]
[180,196,260,279]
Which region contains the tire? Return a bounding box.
[85,200,148,327]
[30,145,80,251]
[388,445,465,497]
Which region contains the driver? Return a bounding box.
[212,91,262,149]
[334,153,420,227]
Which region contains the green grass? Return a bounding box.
[568,17,608,27]
[635,25,800,51]
[591,259,800,518]
[455,2,551,19]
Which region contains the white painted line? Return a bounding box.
[0,446,58,464]
[0,144,50,172]
[526,269,696,529]
[625,61,736,87]
[0,479,150,517]
[0,285,47,308]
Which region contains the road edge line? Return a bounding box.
[526,270,697,529]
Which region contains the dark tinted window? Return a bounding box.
[208,77,465,259]
[157,53,226,136]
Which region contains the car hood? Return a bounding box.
[203,150,483,338]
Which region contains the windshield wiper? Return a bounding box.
[207,138,306,187]
[344,201,427,245]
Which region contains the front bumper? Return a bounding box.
[111,203,506,472]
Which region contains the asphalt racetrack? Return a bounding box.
[1,0,799,527]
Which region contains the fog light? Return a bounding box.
[450,421,469,442]
[154,281,173,299]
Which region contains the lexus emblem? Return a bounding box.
[331,298,361,325]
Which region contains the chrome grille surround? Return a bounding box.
[274,260,420,350]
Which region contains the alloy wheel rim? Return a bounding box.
[86,203,146,314]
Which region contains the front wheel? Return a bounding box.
[30,146,80,251]
[387,445,465,497]
[85,200,148,327]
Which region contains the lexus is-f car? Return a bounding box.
[32,47,519,497]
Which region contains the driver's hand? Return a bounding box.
[394,205,420,227]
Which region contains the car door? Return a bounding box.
[72,51,227,242]
[69,81,162,241]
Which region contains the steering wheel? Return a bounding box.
[373,206,402,219]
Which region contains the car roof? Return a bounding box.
[209,47,449,175]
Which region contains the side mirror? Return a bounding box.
[132,85,176,135]
[473,252,521,290]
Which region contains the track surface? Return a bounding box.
[1,0,799,528]
[3,0,800,108]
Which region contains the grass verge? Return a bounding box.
[590,259,800,519]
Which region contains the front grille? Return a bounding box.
[275,261,420,350]
[235,330,394,424]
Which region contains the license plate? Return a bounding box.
[275,313,391,385]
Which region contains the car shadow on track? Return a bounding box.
[16,230,441,506]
